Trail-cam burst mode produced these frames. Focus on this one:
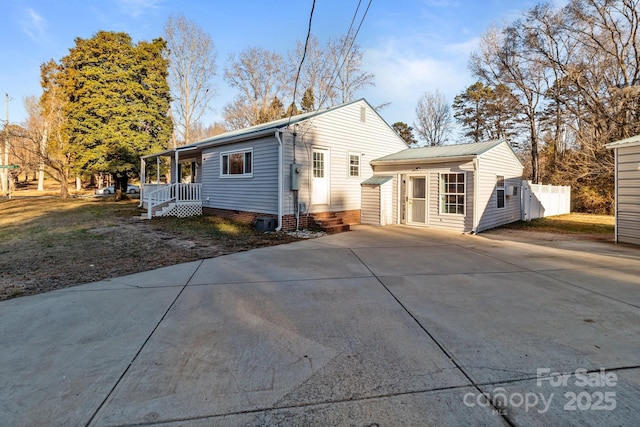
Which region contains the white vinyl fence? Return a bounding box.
[521,181,571,221]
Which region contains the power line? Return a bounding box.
[311,0,362,112]
[287,0,373,136]
[315,0,373,112]
[287,0,316,126]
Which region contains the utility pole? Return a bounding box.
[1,93,8,196]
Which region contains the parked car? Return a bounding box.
[95,185,140,195]
[95,186,114,195]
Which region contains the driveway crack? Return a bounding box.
[84,259,205,427]
[347,248,516,427]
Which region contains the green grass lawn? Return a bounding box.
[500,213,615,234]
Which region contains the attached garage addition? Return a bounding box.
[362,139,524,233]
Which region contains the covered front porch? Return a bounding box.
[140,146,203,219]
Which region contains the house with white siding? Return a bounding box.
[606,134,640,245]
[140,99,408,231]
[362,139,523,233]
[141,99,525,234]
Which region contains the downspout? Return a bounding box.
[472,157,479,233]
[274,130,284,231]
[292,125,299,231]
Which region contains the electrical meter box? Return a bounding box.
[290,163,301,190]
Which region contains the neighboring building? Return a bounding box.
[141,99,408,231]
[606,135,640,245]
[363,139,524,233]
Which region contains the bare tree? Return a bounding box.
[326,32,375,105]
[22,96,47,189]
[35,60,74,198]
[189,121,227,142]
[223,47,290,129]
[165,14,217,146]
[289,35,334,110]
[414,90,453,146]
[467,0,638,211]
[471,25,547,183]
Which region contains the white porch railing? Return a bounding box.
[145,183,202,219]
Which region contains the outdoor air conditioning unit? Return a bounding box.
[506,186,519,196]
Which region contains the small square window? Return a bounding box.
[349,153,360,177]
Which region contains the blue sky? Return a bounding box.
[1,0,541,131]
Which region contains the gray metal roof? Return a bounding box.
[361,175,393,185]
[605,134,640,149]
[372,139,506,163]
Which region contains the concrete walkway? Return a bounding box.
[1,225,639,426]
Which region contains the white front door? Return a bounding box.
[408,176,427,224]
[312,148,329,205]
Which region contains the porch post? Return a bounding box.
[139,158,146,207]
[156,156,160,184]
[174,150,179,184]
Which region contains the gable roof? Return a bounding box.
[371,139,508,165]
[143,98,405,158]
[605,134,640,149]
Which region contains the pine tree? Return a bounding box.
[453,82,517,143]
[58,31,172,197]
[300,87,315,113]
[285,102,300,118]
[392,122,417,145]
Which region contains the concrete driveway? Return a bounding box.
[1,225,639,426]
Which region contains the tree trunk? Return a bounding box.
[38,169,44,190]
[59,171,68,199]
[529,113,540,184]
[0,169,6,195]
[112,173,128,201]
[75,176,82,191]
[38,128,47,191]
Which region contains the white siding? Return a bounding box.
[374,161,475,232]
[361,185,381,225]
[476,143,524,232]
[196,100,407,218]
[392,175,399,225]
[381,180,394,226]
[286,100,408,214]
[201,137,279,214]
[617,145,640,245]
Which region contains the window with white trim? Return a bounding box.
[313,151,324,178]
[348,153,360,177]
[496,175,505,209]
[221,149,253,177]
[440,173,465,215]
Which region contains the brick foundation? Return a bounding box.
[202,207,361,231]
